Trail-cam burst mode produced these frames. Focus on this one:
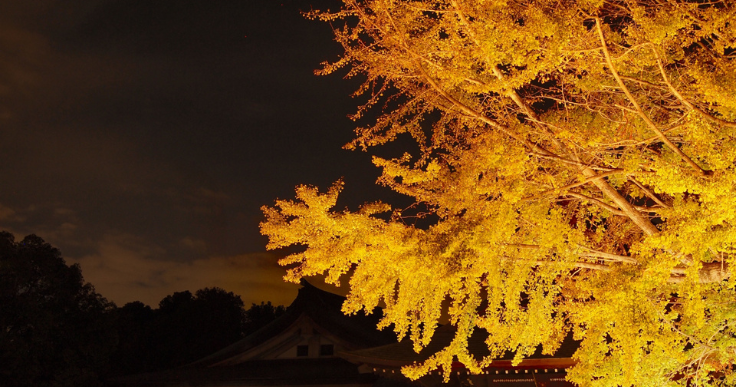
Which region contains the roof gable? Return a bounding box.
[191,280,396,367]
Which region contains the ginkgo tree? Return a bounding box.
[260,1,736,386]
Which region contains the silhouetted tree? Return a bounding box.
[0,231,288,382]
[108,302,155,377]
[111,287,263,374]
[243,301,286,335]
[152,287,248,368]
[192,287,249,355]
[0,232,116,387]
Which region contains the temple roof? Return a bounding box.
[109,281,579,387]
[109,281,397,386]
[191,280,397,367]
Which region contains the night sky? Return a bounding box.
[0,0,405,307]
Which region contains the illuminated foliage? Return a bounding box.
[261,1,736,385]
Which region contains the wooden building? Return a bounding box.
[110,281,577,387]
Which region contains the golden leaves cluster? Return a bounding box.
[263,1,736,386]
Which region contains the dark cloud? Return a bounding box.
[69,232,299,306]
[0,0,402,306]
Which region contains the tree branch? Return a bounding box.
[581,166,661,236]
[501,254,614,272]
[523,169,624,201]
[576,245,639,264]
[505,243,639,265]
[628,177,670,208]
[448,0,569,152]
[566,192,625,215]
[650,45,736,128]
[530,151,618,171]
[620,75,667,90]
[595,18,707,175]
[668,262,730,283]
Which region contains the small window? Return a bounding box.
[319,344,334,356]
[296,345,309,357]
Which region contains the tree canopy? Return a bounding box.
[109,289,285,376]
[0,232,116,387]
[0,230,287,383]
[112,287,246,374]
[260,1,736,386]
[153,287,250,368]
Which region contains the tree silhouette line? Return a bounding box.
[0,231,285,387]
